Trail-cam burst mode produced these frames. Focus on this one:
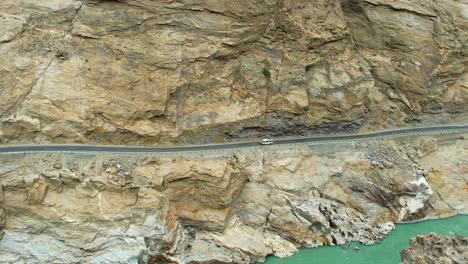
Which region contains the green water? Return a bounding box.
[265,215,468,264]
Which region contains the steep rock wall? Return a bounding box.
[0,0,467,144]
[0,133,466,263]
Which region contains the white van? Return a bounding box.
[261,138,274,145]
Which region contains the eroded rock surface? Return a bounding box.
[0,133,466,263]
[400,233,468,264]
[0,0,467,145]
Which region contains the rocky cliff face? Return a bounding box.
[401,233,468,264]
[0,133,466,263]
[0,1,467,263]
[0,0,467,144]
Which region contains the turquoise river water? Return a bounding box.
[265,215,468,264]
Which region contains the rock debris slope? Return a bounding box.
[0,0,467,144]
[0,133,466,263]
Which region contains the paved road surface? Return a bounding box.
[0,125,466,154]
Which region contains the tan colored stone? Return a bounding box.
[27,181,48,205]
[175,202,230,231]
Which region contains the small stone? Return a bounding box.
[383,160,394,169]
[118,177,126,187]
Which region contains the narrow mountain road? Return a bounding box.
[0,125,466,154]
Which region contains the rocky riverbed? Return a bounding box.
[401,233,468,264]
[0,132,466,263]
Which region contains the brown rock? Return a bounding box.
[27,181,48,205]
[401,233,468,264]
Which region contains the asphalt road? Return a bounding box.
[0,125,466,154]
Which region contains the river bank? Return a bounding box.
[266,215,468,264]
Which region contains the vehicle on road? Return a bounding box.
[261,138,274,145]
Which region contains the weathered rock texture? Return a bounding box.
[401,233,468,264]
[0,0,467,144]
[0,132,466,263]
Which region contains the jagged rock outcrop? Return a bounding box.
[0,133,466,263]
[0,0,467,144]
[400,233,468,264]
